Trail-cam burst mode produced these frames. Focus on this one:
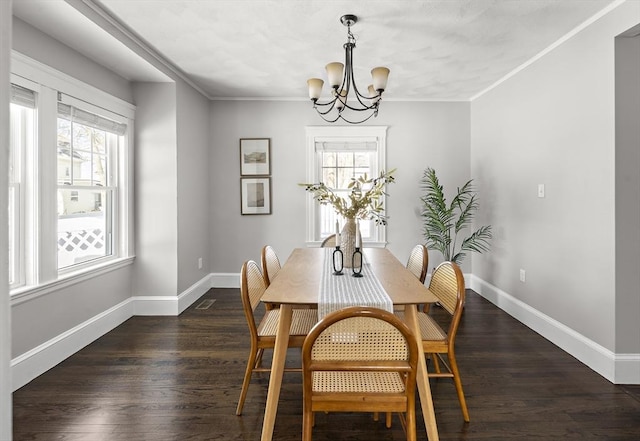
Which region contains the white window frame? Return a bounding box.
[9,52,135,301]
[8,78,37,289]
[304,126,388,247]
[56,94,125,273]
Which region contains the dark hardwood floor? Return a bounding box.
[13,289,640,440]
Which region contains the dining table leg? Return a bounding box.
[260,304,293,441]
[404,305,440,441]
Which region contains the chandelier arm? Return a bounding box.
[316,101,339,116]
[343,48,377,111]
[314,97,377,120]
[313,98,339,108]
[307,14,387,124]
[315,110,343,124]
[347,45,381,102]
[336,109,379,124]
[340,100,379,113]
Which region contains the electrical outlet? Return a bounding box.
[519,269,526,282]
[198,257,203,269]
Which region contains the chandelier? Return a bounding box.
[307,15,390,124]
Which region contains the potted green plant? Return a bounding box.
[420,167,492,265]
[301,169,396,265]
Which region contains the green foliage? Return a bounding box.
[420,167,492,264]
[300,169,396,225]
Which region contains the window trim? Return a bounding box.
[56,96,125,273]
[9,52,135,300]
[9,75,39,290]
[304,126,388,247]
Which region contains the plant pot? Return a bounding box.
[341,218,362,268]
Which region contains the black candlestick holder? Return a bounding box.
[351,247,363,277]
[332,246,344,275]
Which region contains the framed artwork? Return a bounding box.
[240,138,271,176]
[241,177,271,215]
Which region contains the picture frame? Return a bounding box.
[241,177,272,215]
[240,138,271,176]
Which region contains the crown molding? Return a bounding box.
[471,0,627,101]
[65,0,212,99]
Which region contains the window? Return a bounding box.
[10,53,134,295]
[305,126,387,246]
[56,101,125,269]
[9,83,36,288]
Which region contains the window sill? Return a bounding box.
[10,256,136,306]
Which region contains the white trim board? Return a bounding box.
[132,274,213,316]
[470,275,640,385]
[11,274,212,391]
[11,297,134,391]
[211,272,240,288]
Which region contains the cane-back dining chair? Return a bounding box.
[406,244,428,284]
[397,261,469,422]
[261,245,281,287]
[320,235,336,248]
[376,245,428,430]
[302,306,419,441]
[236,260,318,416]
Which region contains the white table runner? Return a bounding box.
[318,249,394,320]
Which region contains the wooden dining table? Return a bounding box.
[259,247,440,441]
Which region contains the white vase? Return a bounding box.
[340,218,362,268]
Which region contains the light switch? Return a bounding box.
[538,184,545,198]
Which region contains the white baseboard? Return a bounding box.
[178,274,213,314]
[211,272,240,288]
[12,274,213,391]
[615,353,640,384]
[11,297,134,391]
[132,274,213,316]
[15,272,638,391]
[470,275,640,384]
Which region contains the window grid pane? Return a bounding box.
[58,119,110,187]
[319,151,375,241]
[57,188,112,269]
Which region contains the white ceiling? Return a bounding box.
[13,0,619,101]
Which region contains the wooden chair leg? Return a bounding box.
[385,411,392,428]
[406,407,417,441]
[255,348,264,368]
[431,353,442,373]
[302,409,313,441]
[236,348,258,415]
[449,352,470,422]
[373,412,379,421]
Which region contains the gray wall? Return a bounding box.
[209,100,470,274]
[12,17,132,104]
[176,81,211,292]
[470,2,640,351]
[10,15,138,357]
[10,14,212,366]
[132,79,212,297]
[615,30,640,354]
[1,1,13,437]
[132,82,178,297]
